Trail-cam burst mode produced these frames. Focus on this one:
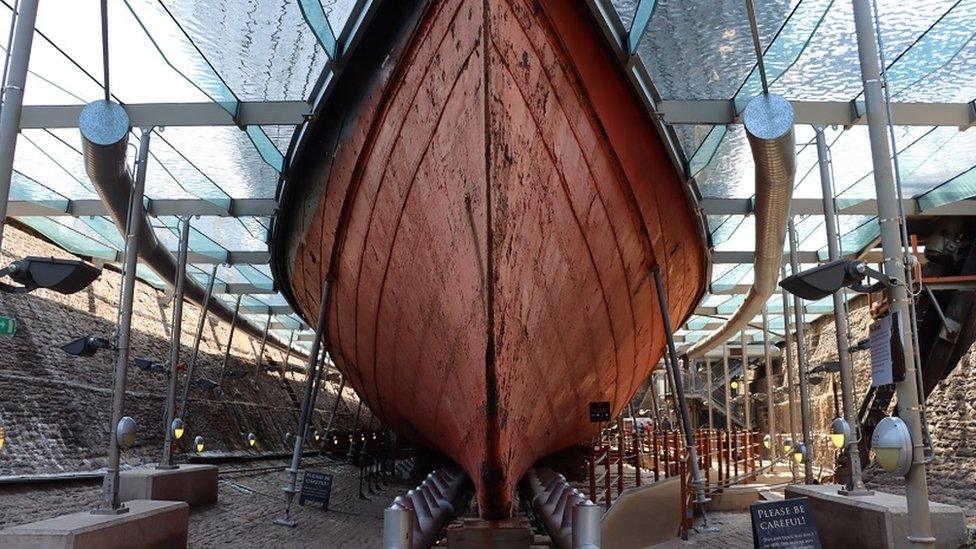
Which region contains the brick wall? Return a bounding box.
[0,224,367,475]
[767,295,976,516]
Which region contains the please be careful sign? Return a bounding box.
[750,497,821,548]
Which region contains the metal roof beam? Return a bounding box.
[659,100,973,127]
[9,198,278,217]
[20,101,308,129]
[711,250,821,264]
[242,305,293,314]
[699,198,976,217]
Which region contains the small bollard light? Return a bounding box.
[116,416,137,448]
[247,432,257,447]
[372,433,377,440]
[333,436,339,445]
[194,435,205,453]
[830,417,852,449]
[871,416,912,476]
[763,434,771,449]
[783,437,793,454]
[171,418,185,440]
[792,443,808,464]
[0,424,6,450]
[313,430,321,442]
[285,432,292,444]
[361,434,366,442]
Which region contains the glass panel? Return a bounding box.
[299,0,337,58]
[918,166,976,211]
[245,126,285,172]
[260,125,298,155]
[17,216,118,260]
[163,0,328,101]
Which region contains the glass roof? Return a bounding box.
[2,0,974,354]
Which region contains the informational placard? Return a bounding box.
[589,401,611,423]
[750,497,821,548]
[869,314,893,387]
[299,470,333,510]
[0,316,16,336]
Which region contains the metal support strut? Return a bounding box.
[177,263,218,420]
[652,266,709,513]
[0,0,39,251]
[159,216,190,469]
[275,278,332,527]
[97,127,152,514]
[787,219,814,484]
[852,0,934,543]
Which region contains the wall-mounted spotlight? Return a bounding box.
[61,336,112,357]
[830,417,852,450]
[779,259,890,301]
[116,417,137,449]
[792,443,808,464]
[194,436,205,453]
[171,418,185,440]
[763,434,771,450]
[871,416,912,476]
[0,257,101,294]
[247,433,257,448]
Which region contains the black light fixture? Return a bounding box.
[779,259,890,301]
[61,336,112,357]
[0,257,101,294]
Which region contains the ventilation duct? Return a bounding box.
[78,100,282,347]
[686,93,795,358]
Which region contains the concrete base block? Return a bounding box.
[446,518,534,548]
[119,464,218,506]
[785,484,966,549]
[0,499,188,549]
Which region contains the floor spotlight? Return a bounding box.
[763,434,771,449]
[871,416,912,476]
[793,443,808,464]
[0,257,101,294]
[61,336,112,357]
[194,436,205,453]
[779,259,890,301]
[782,437,794,454]
[830,417,852,449]
[116,417,137,449]
[247,433,257,447]
[171,418,185,440]
[0,424,5,450]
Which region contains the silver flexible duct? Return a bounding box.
[78,99,283,347]
[686,93,795,358]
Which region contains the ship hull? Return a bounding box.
[274,0,705,518]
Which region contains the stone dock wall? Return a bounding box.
[0,224,368,476]
[764,294,976,516]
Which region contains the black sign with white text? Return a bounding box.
[750,497,821,548]
[589,401,611,423]
[299,470,333,510]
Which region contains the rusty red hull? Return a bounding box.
[274,0,705,518]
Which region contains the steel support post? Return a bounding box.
[304,349,328,440]
[652,266,708,508]
[779,266,799,482]
[275,278,332,527]
[280,330,295,377]
[159,216,190,469]
[349,399,364,460]
[723,345,732,435]
[217,294,243,385]
[705,359,713,429]
[741,331,751,432]
[852,1,934,543]
[251,312,272,387]
[97,128,151,514]
[323,376,346,442]
[0,0,39,250]
[762,307,775,458]
[787,220,814,484]
[177,263,217,420]
[814,126,870,494]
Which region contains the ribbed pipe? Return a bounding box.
[686,93,795,358]
[78,100,281,347]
